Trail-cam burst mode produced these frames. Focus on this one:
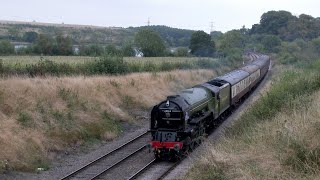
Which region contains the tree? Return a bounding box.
[218,30,245,54]
[134,29,166,57]
[189,31,215,57]
[210,31,223,41]
[311,37,320,53]
[56,33,73,55]
[79,44,104,56]
[261,35,281,53]
[33,34,54,55]
[122,43,135,57]
[105,44,122,56]
[174,47,189,57]
[0,40,14,55]
[8,27,19,41]
[250,10,294,36]
[23,32,38,43]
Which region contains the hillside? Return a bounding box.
[185,59,320,179]
[0,20,194,47]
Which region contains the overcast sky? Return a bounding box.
[1,0,320,32]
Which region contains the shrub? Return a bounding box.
[17,112,33,127]
[87,55,129,75]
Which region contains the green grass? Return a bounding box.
[0,56,215,65]
[0,56,95,65]
[0,55,233,77]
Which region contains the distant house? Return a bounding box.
[11,42,31,52]
[72,45,80,55]
[134,49,143,57]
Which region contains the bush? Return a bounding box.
[0,40,14,55]
[25,57,75,77]
[87,55,129,75]
[174,47,189,57]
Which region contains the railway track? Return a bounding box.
[60,131,151,180]
[127,160,182,180]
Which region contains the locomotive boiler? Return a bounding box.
[149,54,270,160]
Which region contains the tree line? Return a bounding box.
[1,10,320,60]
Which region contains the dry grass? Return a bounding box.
[0,69,216,172]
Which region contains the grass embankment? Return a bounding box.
[0,56,237,77]
[0,69,218,172]
[186,60,320,179]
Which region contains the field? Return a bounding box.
[0,56,234,77]
[0,56,215,65]
[185,59,320,179]
[0,56,96,65]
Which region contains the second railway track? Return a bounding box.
[60,131,152,180]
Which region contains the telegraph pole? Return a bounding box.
[210,21,214,34]
[146,17,151,26]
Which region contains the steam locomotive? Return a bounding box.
[148,54,270,160]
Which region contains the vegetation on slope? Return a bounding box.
[0,69,220,172]
[0,22,194,47]
[185,59,320,179]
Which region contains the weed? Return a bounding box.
[151,71,158,79]
[57,87,79,108]
[165,74,176,82]
[0,90,4,103]
[79,123,104,140]
[186,161,227,180]
[24,139,49,171]
[78,112,120,141]
[51,110,65,122]
[122,95,135,108]
[109,80,120,88]
[129,79,135,87]
[101,111,121,133]
[17,112,33,127]
[282,136,320,174]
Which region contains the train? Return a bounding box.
[148,53,270,160]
